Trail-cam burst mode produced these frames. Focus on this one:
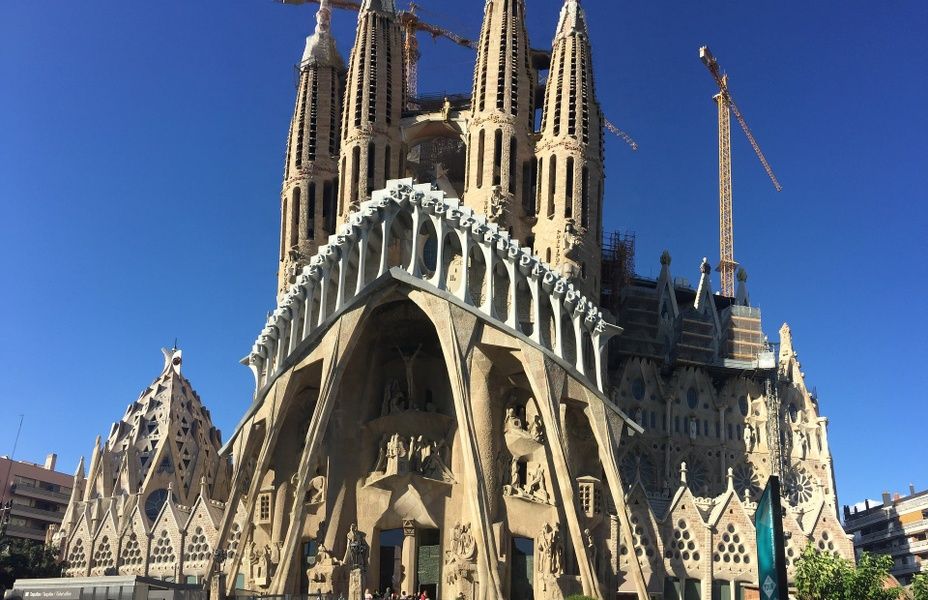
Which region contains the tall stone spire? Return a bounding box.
[336,0,405,222]
[464,0,537,241]
[533,0,605,298]
[278,0,346,298]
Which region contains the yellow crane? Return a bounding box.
[279,0,639,151]
[699,46,781,297]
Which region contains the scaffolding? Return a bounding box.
[600,230,636,312]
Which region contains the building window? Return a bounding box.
[687,388,699,409]
[578,478,603,518]
[493,129,503,187]
[476,130,486,189]
[564,157,574,218]
[257,492,273,525]
[306,183,316,240]
[547,155,556,218]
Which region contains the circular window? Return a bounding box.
[739,395,749,416]
[632,378,645,401]
[686,388,699,410]
[144,488,176,522]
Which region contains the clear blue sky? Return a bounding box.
[1,1,925,511]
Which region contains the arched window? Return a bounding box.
[547,156,556,219]
[581,166,589,227]
[493,129,503,187]
[565,157,574,218]
[350,146,361,207]
[290,187,300,248]
[476,130,486,189]
[509,136,518,194]
[383,144,392,184]
[307,182,316,240]
[366,142,376,193]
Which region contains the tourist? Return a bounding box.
[363,589,373,600]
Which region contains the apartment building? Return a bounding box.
[1,454,72,542]
[844,486,928,585]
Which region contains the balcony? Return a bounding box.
[857,518,928,546]
[12,481,70,503]
[5,524,49,541]
[10,503,65,523]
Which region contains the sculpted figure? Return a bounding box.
[526,463,549,503]
[796,429,808,459]
[688,417,699,440]
[504,406,522,432]
[743,424,754,452]
[510,458,521,491]
[529,414,545,442]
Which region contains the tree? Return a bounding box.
[0,539,64,593]
[912,573,928,600]
[794,545,902,600]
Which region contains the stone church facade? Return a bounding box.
[52,0,852,598]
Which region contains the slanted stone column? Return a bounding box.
[401,520,417,593]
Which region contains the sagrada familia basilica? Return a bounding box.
[49,0,854,598]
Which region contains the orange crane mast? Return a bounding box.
[699,46,781,297]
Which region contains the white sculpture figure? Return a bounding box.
[633,407,644,426]
[526,463,549,503]
[796,429,809,459]
[743,424,755,452]
[373,434,390,472]
[383,378,405,415]
[538,523,564,576]
[583,528,597,571]
[688,417,699,440]
[510,458,521,491]
[529,414,545,443]
[308,474,326,504]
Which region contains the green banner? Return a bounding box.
[755,475,789,600]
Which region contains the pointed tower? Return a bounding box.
[464,0,537,239]
[337,0,405,221]
[278,0,346,298]
[533,0,605,297]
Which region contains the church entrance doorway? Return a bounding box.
[379,528,404,594]
[511,537,534,600]
[416,528,441,598]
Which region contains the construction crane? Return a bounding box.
[699,46,781,297]
[279,0,473,101]
[605,120,638,151]
[279,0,639,151]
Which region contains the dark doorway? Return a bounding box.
[379,528,403,594]
[417,528,441,599]
[511,537,534,600]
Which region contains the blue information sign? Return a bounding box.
[755,475,789,600]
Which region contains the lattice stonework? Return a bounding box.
[92,536,115,570]
[815,529,838,555]
[67,539,87,572]
[666,519,701,564]
[151,530,177,565]
[620,513,657,569]
[186,526,213,564]
[714,523,751,568]
[226,522,243,561]
[120,532,144,567]
[578,479,603,518]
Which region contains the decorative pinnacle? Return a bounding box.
[660,249,672,266]
[680,461,688,485]
[316,0,331,34]
[726,467,734,492]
